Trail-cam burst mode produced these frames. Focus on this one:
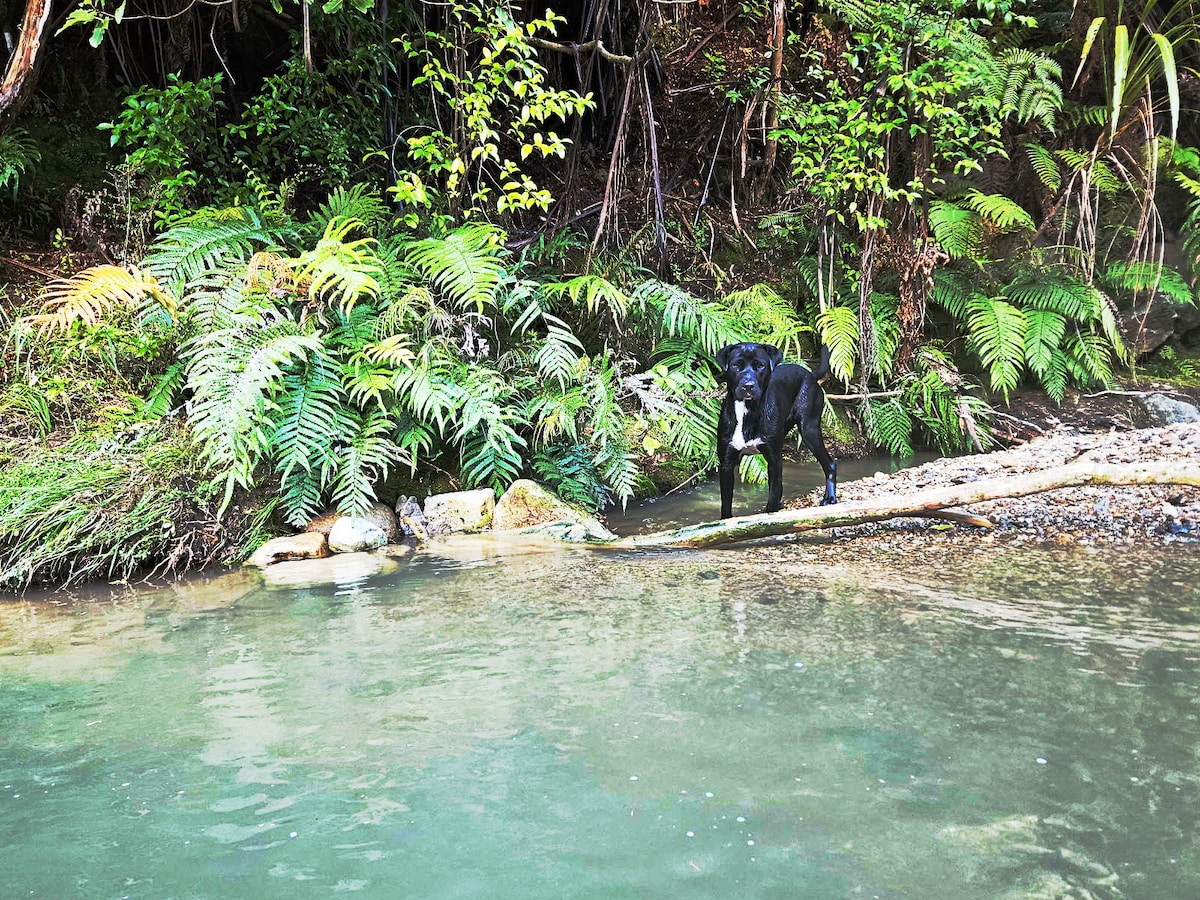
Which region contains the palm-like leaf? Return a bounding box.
[1023,309,1067,381]
[816,305,859,382]
[929,201,983,260]
[327,407,408,516]
[271,351,346,524]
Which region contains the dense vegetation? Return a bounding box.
[2,0,1199,586]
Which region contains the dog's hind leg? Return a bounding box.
[719,453,737,518]
[800,416,838,505]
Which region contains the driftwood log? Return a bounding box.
[603,461,1200,550]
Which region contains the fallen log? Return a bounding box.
[605,460,1200,550]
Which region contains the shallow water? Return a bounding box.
[2,537,1199,899]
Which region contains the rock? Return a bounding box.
[424,488,495,536]
[308,502,398,542]
[258,552,399,589]
[328,516,389,553]
[494,479,615,538]
[394,495,428,538]
[1119,290,1200,356]
[246,532,329,568]
[1138,393,1200,426]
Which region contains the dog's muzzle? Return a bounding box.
[736,381,760,402]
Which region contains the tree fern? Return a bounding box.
[996,48,1063,131]
[929,271,975,318]
[632,280,741,355]
[966,295,1026,398]
[391,343,468,433]
[543,273,630,320]
[405,223,508,312]
[533,318,585,388]
[455,367,529,492]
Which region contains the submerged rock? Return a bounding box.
[258,551,399,589]
[494,479,614,538]
[246,532,329,568]
[424,488,495,535]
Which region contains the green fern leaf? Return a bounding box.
[271,352,345,524]
[1104,261,1194,305]
[543,274,630,319]
[929,201,983,259]
[296,216,382,312]
[144,207,281,298]
[534,320,585,388]
[1023,309,1067,379]
[1025,143,1062,193]
[965,190,1036,232]
[327,407,407,516]
[863,398,914,457]
[929,272,975,319]
[816,305,858,382]
[966,296,1027,398]
[405,224,507,313]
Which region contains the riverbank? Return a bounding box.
[776,418,1200,557]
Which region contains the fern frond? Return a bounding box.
[144,207,280,298]
[534,319,586,388]
[405,223,508,313]
[1063,330,1115,388]
[863,397,914,457]
[632,280,740,354]
[816,305,858,382]
[543,274,630,320]
[25,265,175,335]
[392,343,467,433]
[966,295,1027,398]
[725,283,811,358]
[929,271,975,319]
[1025,143,1062,193]
[964,190,1036,232]
[1103,261,1194,305]
[183,322,321,510]
[310,183,390,236]
[1023,308,1067,379]
[327,407,408,516]
[271,351,346,524]
[997,48,1063,131]
[929,201,983,260]
[296,216,382,312]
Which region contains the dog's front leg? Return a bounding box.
[763,448,785,513]
[718,453,736,518]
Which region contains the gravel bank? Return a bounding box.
[786,422,1200,548]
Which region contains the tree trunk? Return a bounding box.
[606,461,1200,549]
[0,0,53,132]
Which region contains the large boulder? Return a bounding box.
[328,516,389,553]
[493,479,615,538]
[424,488,495,536]
[309,502,398,543]
[246,532,329,568]
[1120,291,1200,357]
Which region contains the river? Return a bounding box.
[1,484,1198,898]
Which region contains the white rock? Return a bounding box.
[424,488,496,535]
[328,516,388,553]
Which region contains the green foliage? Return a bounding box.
[532,444,610,511]
[0,426,251,589]
[0,130,41,199]
[392,1,593,223]
[100,74,227,224]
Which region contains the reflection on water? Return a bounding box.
[1,541,1199,899]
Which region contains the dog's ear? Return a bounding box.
[715,344,735,372]
[763,345,784,370]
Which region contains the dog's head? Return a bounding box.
[716,342,783,403]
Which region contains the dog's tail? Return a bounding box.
[811,343,832,380]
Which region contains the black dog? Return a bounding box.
[716,342,838,518]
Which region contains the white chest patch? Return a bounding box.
[730,401,763,455]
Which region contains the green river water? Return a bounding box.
[2,528,1198,899]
